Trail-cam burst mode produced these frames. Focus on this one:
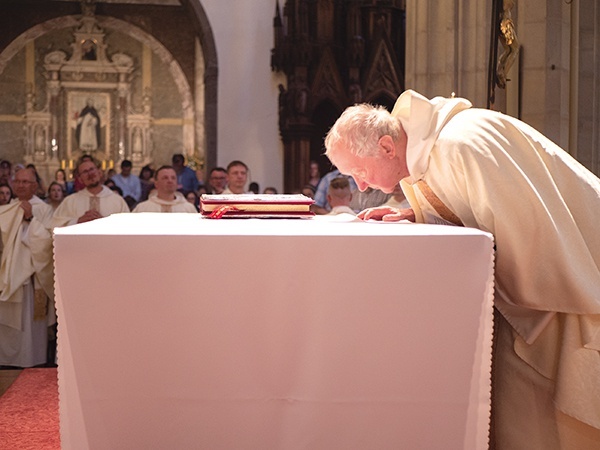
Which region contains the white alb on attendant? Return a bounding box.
[133,191,197,213]
[393,89,600,444]
[0,198,55,367]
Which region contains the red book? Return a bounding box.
[200,194,315,219]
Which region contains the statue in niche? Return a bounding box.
[278,84,290,129]
[132,127,143,158]
[82,39,97,61]
[76,97,101,151]
[34,125,45,154]
[496,0,519,89]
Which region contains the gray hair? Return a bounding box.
[324,104,401,159]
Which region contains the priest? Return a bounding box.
[324,90,600,448]
[133,165,197,213]
[0,167,54,367]
[51,158,129,228]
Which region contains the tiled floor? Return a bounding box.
[0,369,22,397]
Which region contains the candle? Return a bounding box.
[61,159,66,170]
[69,159,73,170]
[109,160,114,169]
[101,160,107,170]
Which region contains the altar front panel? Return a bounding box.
[54,214,494,450]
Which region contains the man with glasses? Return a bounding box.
[51,158,129,227]
[207,167,228,195]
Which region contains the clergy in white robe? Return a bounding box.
[51,159,129,228]
[132,165,197,213]
[325,90,600,449]
[0,168,54,367]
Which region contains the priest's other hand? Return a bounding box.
[358,206,415,222]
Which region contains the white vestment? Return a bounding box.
[327,205,356,216]
[51,185,129,228]
[393,90,600,447]
[133,192,197,213]
[0,197,54,367]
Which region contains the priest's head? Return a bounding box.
[77,159,102,190]
[324,104,409,194]
[12,167,38,201]
[154,165,178,200]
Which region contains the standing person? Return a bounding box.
[308,160,321,187]
[138,165,155,202]
[207,167,228,194]
[46,181,66,211]
[0,183,12,205]
[184,191,200,212]
[54,169,74,195]
[0,160,11,185]
[112,159,141,210]
[51,158,129,227]
[222,160,250,194]
[324,89,600,448]
[0,168,54,368]
[133,166,197,213]
[325,177,355,216]
[172,153,199,193]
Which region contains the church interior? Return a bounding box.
[1,0,600,448]
[1,0,598,192]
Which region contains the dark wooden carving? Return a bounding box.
[272,0,406,193]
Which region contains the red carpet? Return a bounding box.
[0,368,60,450]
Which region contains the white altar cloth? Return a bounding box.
[53,213,495,449]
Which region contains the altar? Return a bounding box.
[53,213,495,449]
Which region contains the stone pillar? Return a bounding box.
[405,0,493,107]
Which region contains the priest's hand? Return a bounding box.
[19,200,34,221]
[77,209,102,223]
[358,206,415,222]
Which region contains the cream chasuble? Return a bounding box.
[132,192,197,213]
[392,90,600,435]
[51,185,130,228]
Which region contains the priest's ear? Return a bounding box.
[377,135,396,159]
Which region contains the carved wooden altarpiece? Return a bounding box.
[272,0,406,193]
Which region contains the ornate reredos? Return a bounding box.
[44,13,134,88]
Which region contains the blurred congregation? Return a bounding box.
[0,155,410,218]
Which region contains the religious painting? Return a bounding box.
[67,91,110,159]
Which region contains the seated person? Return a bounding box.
[311,169,357,214]
[326,177,356,216]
